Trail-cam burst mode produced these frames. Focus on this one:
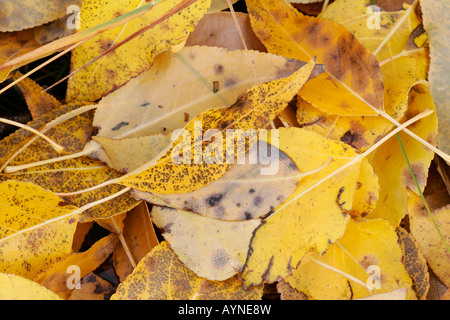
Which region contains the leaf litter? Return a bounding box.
[0,0,448,301]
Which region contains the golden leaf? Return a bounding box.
[111,241,263,300]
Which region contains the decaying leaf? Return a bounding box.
[118,59,318,194]
[111,241,263,300]
[135,141,301,220]
[420,0,450,156]
[0,0,82,32]
[285,219,413,300]
[397,226,430,300]
[151,205,260,280]
[247,0,384,116]
[408,190,450,288]
[186,12,266,51]
[91,46,318,139]
[13,72,62,119]
[241,127,365,287]
[0,273,62,300]
[66,0,211,102]
[113,202,159,282]
[0,104,141,222]
[34,234,118,299]
[0,180,78,279]
[367,82,438,226]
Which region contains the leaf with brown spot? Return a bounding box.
[150,206,260,281]
[134,141,301,220]
[241,127,365,288]
[66,0,211,103]
[13,72,62,119]
[408,190,450,288]
[247,0,384,116]
[396,226,430,300]
[0,180,79,279]
[0,0,82,32]
[111,241,263,300]
[284,219,413,300]
[34,234,118,299]
[91,45,319,140]
[0,103,140,222]
[118,59,318,194]
[367,82,438,227]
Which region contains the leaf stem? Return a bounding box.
[0,117,64,153]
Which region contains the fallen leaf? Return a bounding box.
[408,190,450,288]
[0,273,62,300]
[186,12,266,51]
[241,127,363,287]
[285,219,413,300]
[111,241,263,299]
[135,141,300,220]
[396,226,430,300]
[367,82,438,226]
[0,0,82,32]
[118,59,318,194]
[66,0,211,102]
[68,273,116,300]
[420,0,450,156]
[0,103,140,222]
[150,205,261,280]
[0,29,41,82]
[247,0,384,116]
[34,234,118,299]
[92,46,318,139]
[113,202,159,282]
[13,72,62,119]
[0,180,78,279]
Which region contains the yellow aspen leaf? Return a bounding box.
[296,97,393,153]
[420,0,450,156]
[0,0,82,32]
[150,205,260,280]
[320,0,420,61]
[66,0,211,103]
[285,219,413,300]
[113,202,159,282]
[0,273,62,300]
[72,222,94,252]
[34,234,118,299]
[0,104,140,222]
[92,135,171,173]
[13,72,62,119]
[92,46,318,139]
[321,0,427,121]
[246,0,384,116]
[186,12,266,51]
[396,226,430,300]
[367,82,438,226]
[111,241,263,300]
[0,180,78,279]
[118,59,318,194]
[408,190,450,288]
[241,127,363,288]
[0,30,42,82]
[349,158,379,218]
[135,141,300,220]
